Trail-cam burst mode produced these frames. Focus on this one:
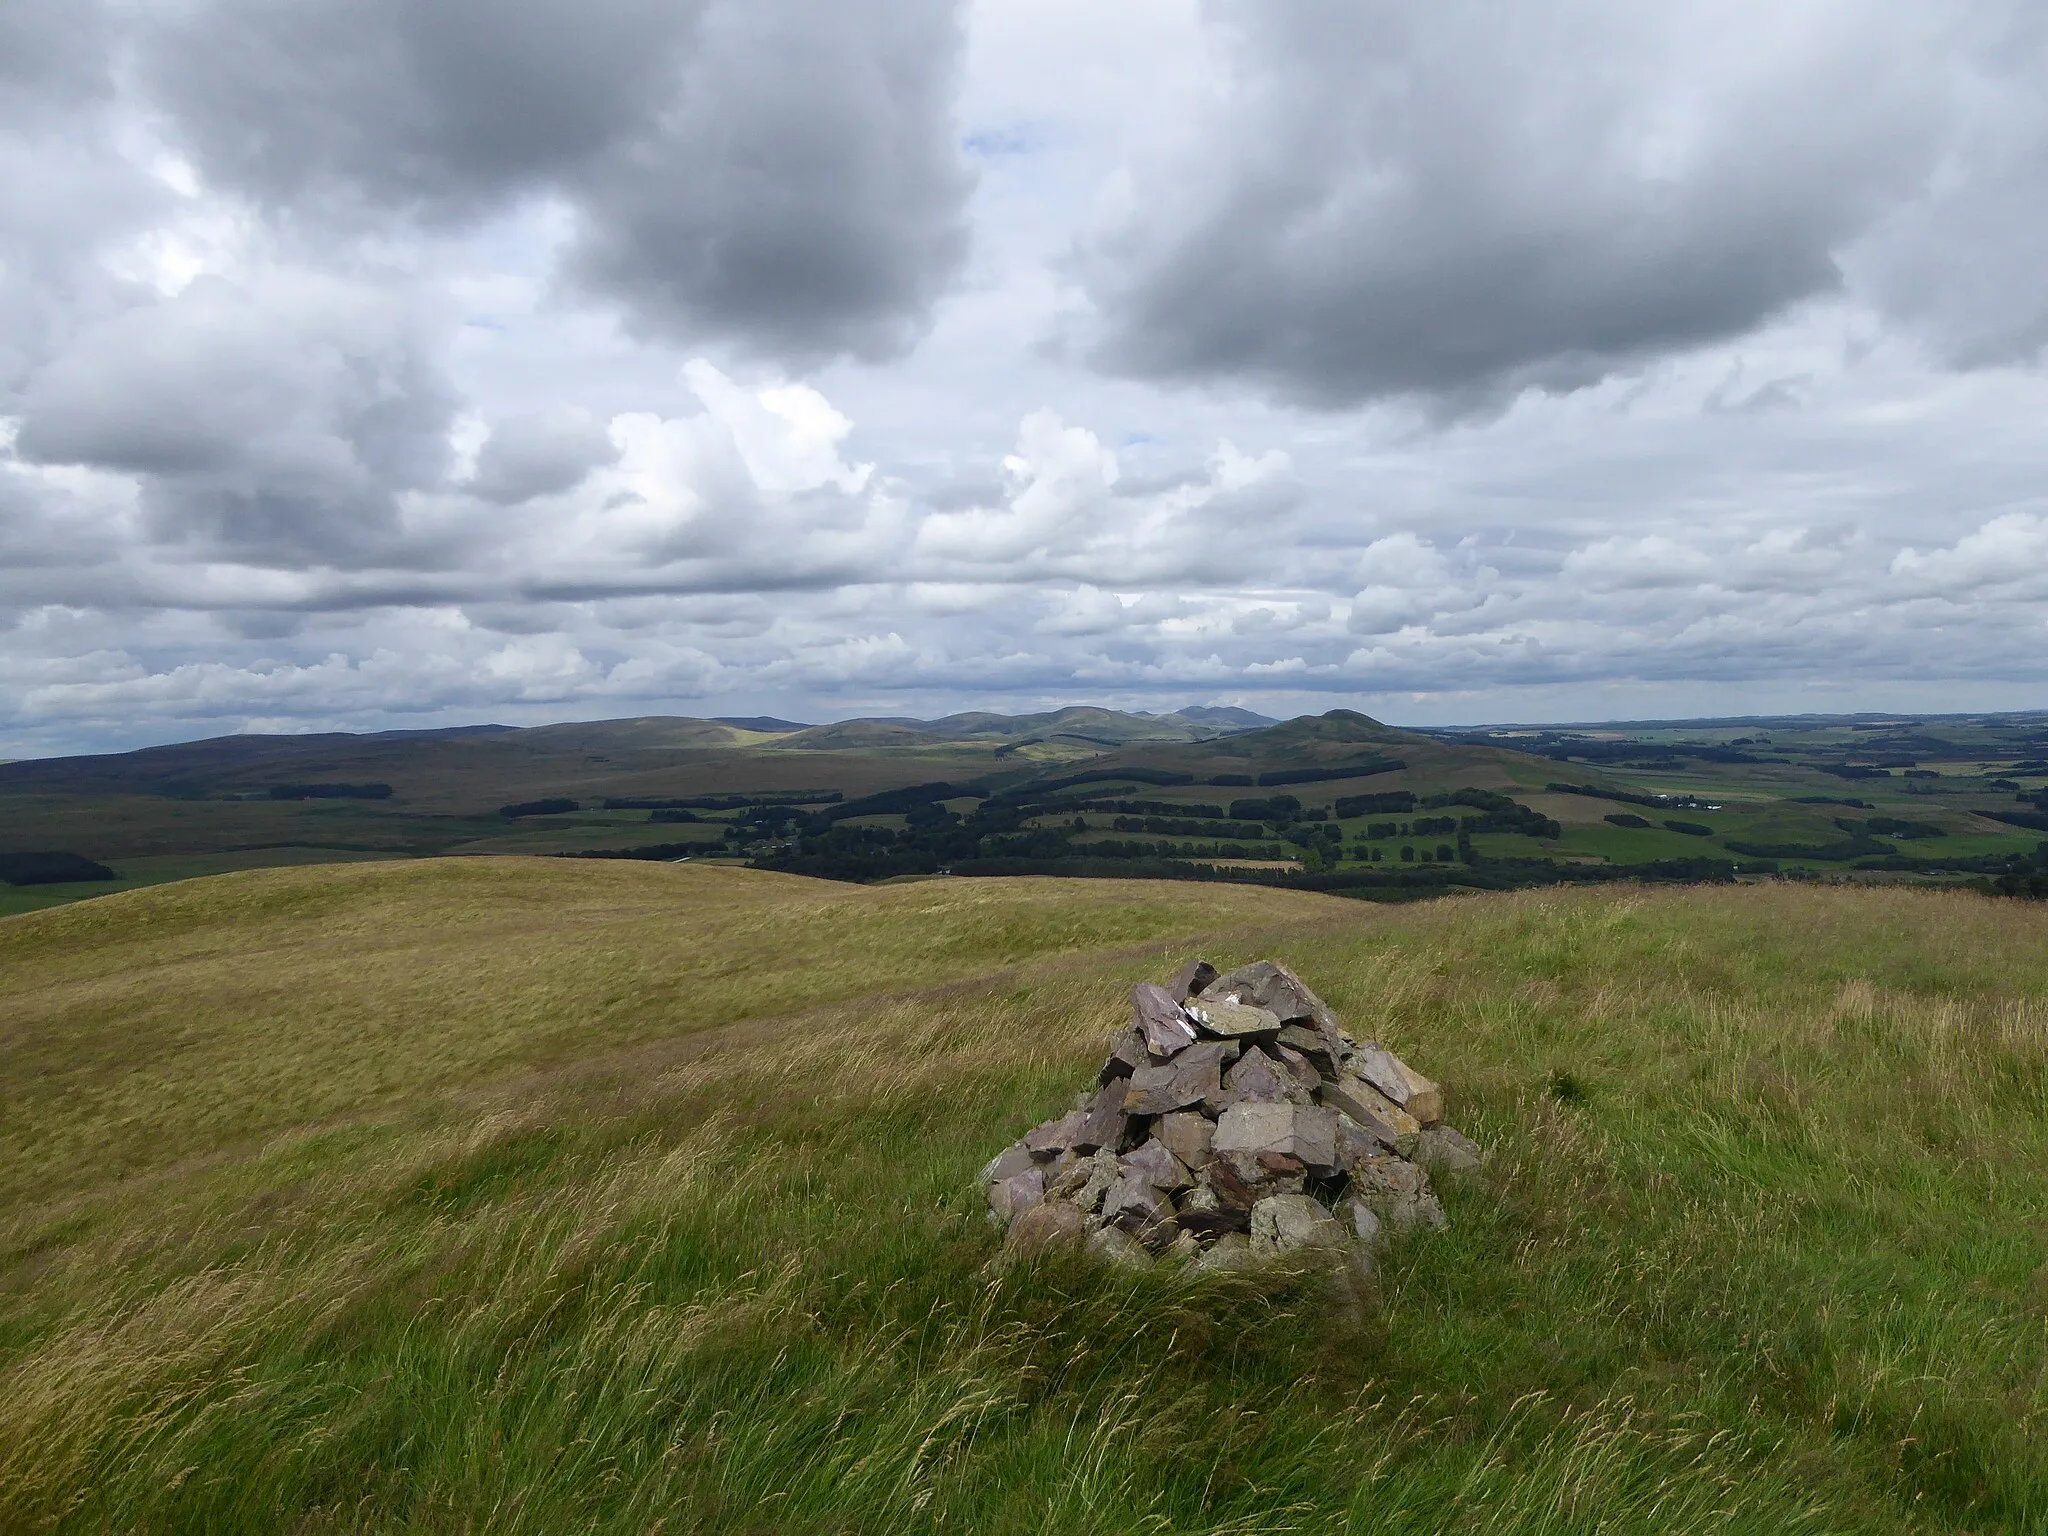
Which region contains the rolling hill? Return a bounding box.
[1,859,2042,1530]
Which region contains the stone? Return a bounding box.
[1351,1043,1443,1125]
[1155,1110,1214,1170]
[1352,1158,1449,1230]
[1024,1110,1088,1156]
[1173,1181,1247,1236]
[979,1141,1036,1184]
[1249,1193,1345,1257]
[1195,1231,1254,1271]
[1074,1082,1129,1152]
[1207,960,1339,1029]
[1273,1043,1326,1094]
[1344,1198,1383,1245]
[1202,1151,1303,1216]
[1047,1147,1119,1212]
[1102,1169,1176,1245]
[1275,1024,1339,1077]
[987,1167,1046,1225]
[1099,1024,1148,1083]
[1318,1075,1421,1154]
[1162,1230,1204,1265]
[1169,958,1219,1000]
[1331,1112,1384,1174]
[1122,1041,1227,1115]
[1222,1046,1301,1105]
[1121,1137,1193,1191]
[1004,1197,1088,1257]
[1183,997,1283,1041]
[1088,1223,1154,1269]
[1132,982,1197,1058]
[1212,1102,1339,1171]
[1414,1123,1483,1175]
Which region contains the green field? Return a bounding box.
[3,861,2044,1531]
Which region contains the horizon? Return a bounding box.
[5,4,2047,759]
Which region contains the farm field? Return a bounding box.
[2,860,2044,1531]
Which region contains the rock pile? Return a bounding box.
[983,959,1480,1271]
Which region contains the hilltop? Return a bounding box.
[1,860,2042,1530]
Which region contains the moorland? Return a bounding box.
[1,858,2043,1530]
[7,704,2048,914]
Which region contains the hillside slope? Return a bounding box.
[3,864,2044,1531]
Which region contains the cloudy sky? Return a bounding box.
[4,0,2047,754]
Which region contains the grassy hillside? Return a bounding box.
[2,864,2044,1531]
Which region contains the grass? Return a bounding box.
[2,864,2046,1531]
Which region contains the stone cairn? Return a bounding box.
[983,959,1481,1271]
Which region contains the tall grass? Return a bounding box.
[1,864,2044,1531]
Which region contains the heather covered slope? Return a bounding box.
[2,864,2045,1531]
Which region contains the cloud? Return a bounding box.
[468,409,617,505]
[143,0,973,364]
[1080,1,1992,406]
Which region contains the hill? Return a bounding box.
[1,861,2042,1529]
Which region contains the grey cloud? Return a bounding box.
[14,274,458,564]
[145,0,972,363]
[1083,1,1966,406]
[469,409,617,504]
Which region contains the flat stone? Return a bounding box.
[979,1141,1036,1184]
[1024,1110,1088,1156]
[1074,1081,1129,1152]
[1183,997,1283,1041]
[1249,1193,1345,1257]
[1155,1110,1214,1170]
[1087,1223,1154,1269]
[1351,1043,1444,1125]
[1132,982,1197,1058]
[1099,1024,1148,1083]
[1212,1101,1339,1170]
[1122,1041,1227,1115]
[1169,958,1219,1000]
[1004,1198,1089,1257]
[1121,1137,1192,1191]
[987,1167,1046,1225]
[1414,1123,1483,1175]
[1046,1147,1119,1212]
[1318,1075,1421,1155]
[1331,1112,1384,1174]
[1275,1025,1339,1077]
[1206,960,1339,1029]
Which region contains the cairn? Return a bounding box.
[983,959,1480,1270]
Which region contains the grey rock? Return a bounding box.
[1275,1025,1339,1078]
[1075,1082,1129,1152]
[1222,1046,1302,1105]
[1250,1193,1345,1257]
[1102,1169,1175,1244]
[1352,1157,1449,1230]
[987,1167,1046,1226]
[1351,1043,1443,1125]
[1024,1110,1088,1156]
[1201,1151,1305,1216]
[1047,1147,1119,1213]
[1161,1229,1204,1266]
[1212,1102,1339,1171]
[1195,1231,1254,1271]
[1132,982,1197,1059]
[1121,1137,1193,1191]
[1169,958,1219,1000]
[1344,1198,1383,1245]
[1183,997,1283,1041]
[1155,1110,1214,1170]
[1317,1075,1420,1155]
[1099,1024,1148,1083]
[1003,1197,1089,1257]
[1414,1123,1483,1175]
[1122,1041,1227,1115]
[1272,1043,1326,1094]
[1088,1223,1154,1269]
[979,1141,1036,1184]
[1173,1181,1245,1236]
